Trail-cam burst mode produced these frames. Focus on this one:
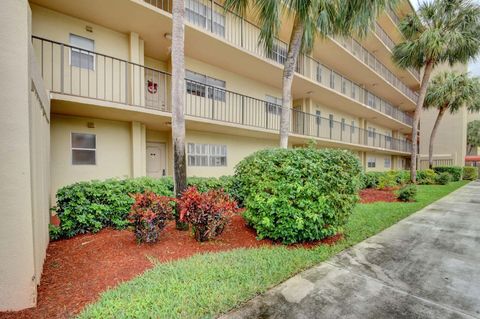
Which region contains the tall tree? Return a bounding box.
[171,0,188,230]
[467,120,480,155]
[393,0,480,182]
[223,0,395,148]
[424,72,480,168]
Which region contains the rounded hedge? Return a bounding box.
[234,148,363,244]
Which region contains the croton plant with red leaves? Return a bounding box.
[129,191,175,243]
[179,187,239,242]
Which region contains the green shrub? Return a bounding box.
[362,172,383,189]
[417,169,437,185]
[395,170,411,185]
[234,148,362,244]
[433,166,462,181]
[462,166,478,180]
[52,176,234,239]
[435,172,452,185]
[397,184,417,202]
[377,171,398,189]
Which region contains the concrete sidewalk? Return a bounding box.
[223,181,480,319]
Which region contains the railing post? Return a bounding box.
[125,62,129,104]
[211,90,215,119]
[241,95,245,125]
[210,0,214,33]
[265,104,269,129]
[60,44,64,93]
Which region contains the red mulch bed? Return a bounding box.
[359,187,400,204]
[0,215,341,319]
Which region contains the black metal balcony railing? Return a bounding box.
[32,36,412,153]
[144,0,419,103]
[374,23,420,80]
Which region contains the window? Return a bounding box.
[367,92,376,108]
[329,72,335,89]
[267,41,287,64]
[386,132,392,143]
[186,70,226,101]
[368,127,376,138]
[341,118,346,131]
[70,34,95,70]
[187,143,227,167]
[351,84,358,100]
[315,110,321,125]
[71,133,96,165]
[367,157,376,168]
[265,95,282,115]
[185,0,225,37]
[351,120,356,133]
[316,64,323,83]
[341,79,347,94]
[384,157,391,168]
[329,114,334,128]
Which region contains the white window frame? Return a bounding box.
[367,157,376,168]
[187,143,227,167]
[384,157,391,168]
[69,34,95,71]
[265,95,282,115]
[71,132,96,165]
[186,70,226,102]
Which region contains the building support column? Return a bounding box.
[128,32,145,107]
[131,122,146,178]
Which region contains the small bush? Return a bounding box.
[417,169,437,185]
[234,148,362,244]
[129,192,175,243]
[362,172,383,189]
[433,166,462,181]
[377,171,398,189]
[179,187,238,242]
[397,184,417,202]
[395,170,411,185]
[463,166,478,180]
[435,172,452,185]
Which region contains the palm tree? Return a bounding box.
[424,71,480,168]
[393,0,480,182]
[223,0,395,148]
[171,0,189,230]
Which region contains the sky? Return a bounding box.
[409,0,480,76]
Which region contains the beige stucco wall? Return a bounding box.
[0,0,50,311]
[50,115,133,198]
[185,130,278,177]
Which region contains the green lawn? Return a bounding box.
[79,181,468,319]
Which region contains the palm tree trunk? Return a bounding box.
[280,15,304,148]
[171,0,188,230]
[428,107,447,169]
[410,61,434,183]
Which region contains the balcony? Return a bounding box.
[373,23,420,81]
[32,36,412,154]
[142,0,418,105]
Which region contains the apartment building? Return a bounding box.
[0,0,419,310]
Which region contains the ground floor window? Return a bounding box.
[71,132,96,165]
[187,143,227,167]
[367,157,376,168]
[384,157,391,168]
